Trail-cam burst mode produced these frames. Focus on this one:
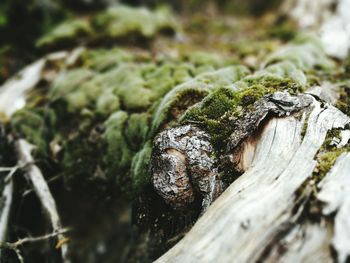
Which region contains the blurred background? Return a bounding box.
[0,0,283,84]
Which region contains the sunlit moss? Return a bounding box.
[81,48,137,72]
[180,84,271,147]
[150,65,250,136]
[265,36,335,72]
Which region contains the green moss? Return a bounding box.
[144,63,181,96]
[36,18,93,49]
[233,61,308,94]
[265,39,335,72]
[101,111,151,196]
[81,48,136,72]
[62,127,104,188]
[150,65,250,136]
[24,23,342,202]
[189,87,240,119]
[314,129,350,180]
[93,5,177,39]
[125,113,150,151]
[50,68,96,111]
[230,40,278,58]
[336,86,350,115]
[96,91,121,116]
[11,108,56,156]
[51,57,222,115]
[102,111,133,178]
[316,149,346,179]
[267,20,296,41]
[179,58,311,148]
[300,117,308,139]
[36,5,178,51]
[180,84,270,147]
[185,52,224,68]
[105,65,154,110]
[131,140,153,192]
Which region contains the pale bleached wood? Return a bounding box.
[283,0,350,59]
[0,59,45,117]
[15,139,69,262]
[0,48,83,118]
[0,179,13,245]
[155,97,350,263]
[318,153,350,263]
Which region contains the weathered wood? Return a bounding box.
[156,97,350,263]
[283,0,350,59]
[15,139,69,262]
[318,153,350,263]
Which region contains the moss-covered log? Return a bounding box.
[0,2,350,263]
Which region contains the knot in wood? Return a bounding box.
[151,125,223,210]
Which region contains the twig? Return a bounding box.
[1,165,20,183]
[0,179,13,244]
[0,163,20,260]
[22,174,63,197]
[15,139,69,262]
[0,228,70,263]
[0,228,70,249]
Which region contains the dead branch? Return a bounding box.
[155,98,350,263]
[15,139,69,262]
[0,228,70,263]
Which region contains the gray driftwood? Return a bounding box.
[155,96,350,263]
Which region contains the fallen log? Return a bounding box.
[156,97,350,263]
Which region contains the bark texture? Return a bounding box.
[156,96,350,262]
